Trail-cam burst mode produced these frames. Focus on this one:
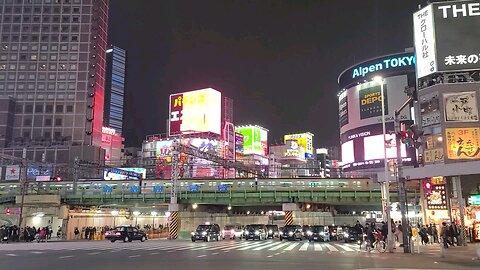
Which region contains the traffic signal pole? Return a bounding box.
[395,97,413,253]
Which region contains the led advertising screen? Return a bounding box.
[341,140,355,165]
[339,75,411,136]
[236,125,268,156]
[103,168,146,180]
[414,1,480,78]
[169,88,222,136]
[284,132,314,159]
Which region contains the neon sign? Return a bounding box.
[352,55,416,79]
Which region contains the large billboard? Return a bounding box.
[284,132,314,159]
[414,1,480,78]
[339,75,411,135]
[103,168,147,180]
[169,88,222,136]
[445,127,480,160]
[235,125,268,156]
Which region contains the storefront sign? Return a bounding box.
[446,127,480,159]
[468,195,480,205]
[102,126,116,135]
[427,184,447,210]
[444,92,479,122]
[424,148,444,164]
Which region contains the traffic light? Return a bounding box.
[404,86,418,101]
[423,180,433,195]
[397,131,414,148]
[5,208,11,216]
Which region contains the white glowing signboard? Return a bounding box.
[169,88,222,136]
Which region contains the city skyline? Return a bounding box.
[109,0,423,147]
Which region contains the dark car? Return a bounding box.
[244,224,267,240]
[279,225,303,241]
[307,225,330,242]
[302,225,312,239]
[328,225,342,241]
[344,227,362,243]
[266,224,279,239]
[191,224,222,242]
[105,226,147,243]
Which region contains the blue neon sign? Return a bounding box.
[352,55,416,79]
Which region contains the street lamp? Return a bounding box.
[227,205,232,211]
[373,75,394,253]
[111,210,119,227]
[192,203,198,210]
[133,211,140,226]
[151,211,158,229]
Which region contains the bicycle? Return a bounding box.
[364,233,387,253]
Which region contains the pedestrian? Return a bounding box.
[440,222,449,248]
[85,227,90,240]
[381,221,388,242]
[74,227,80,240]
[420,226,429,245]
[89,227,96,240]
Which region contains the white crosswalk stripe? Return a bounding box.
[314,242,322,251]
[299,242,310,251]
[283,242,299,251]
[268,242,290,250]
[323,243,339,252]
[337,243,355,252]
[252,242,281,251]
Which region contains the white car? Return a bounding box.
[222,224,243,239]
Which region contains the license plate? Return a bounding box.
[313,237,317,240]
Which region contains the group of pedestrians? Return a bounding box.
[418,224,439,245]
[0,225,55,242]
[74,226,98,240]
[440,222,461,248]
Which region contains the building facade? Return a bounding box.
[0,0,109,165]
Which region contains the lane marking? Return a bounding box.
[211,252,219,255]
[314,242,322,251]
[59,255,74,259]
[88,252,101,255]
[323,243,339,252]
[237,241,272,250]
[337,244,355,252]
[299,242,310,251]
[283,242,299,251]
[221,242,257,251]
[197,254,207,258]
[253,242,281,251]
[150,252,159,255]
[128,255,141,258]
[5,254,18,257]
[31,251,44,254]
[268,242,290,251]
[267,255,273,258]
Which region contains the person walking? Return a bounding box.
[440,222,449,248]
[74,227,80,240]
[85,227,90,240]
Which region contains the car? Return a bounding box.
[344,227,362,243]
[244,224,267,240]
[266,224,279,239]
[328,225,342,241]
[279,225,303,241]
[191,224,222,242]
[105,226,147,243]
[302,225,312,239]
[307,225,330,242]
[223,224,243,240]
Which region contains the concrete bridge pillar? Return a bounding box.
[282,203,299,225]
[168,204,180,240]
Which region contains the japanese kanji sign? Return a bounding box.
[446,127,480,160]
[444,92,479,122]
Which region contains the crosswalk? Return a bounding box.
[0,240,367,254]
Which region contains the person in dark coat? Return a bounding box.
[85,227,90,240]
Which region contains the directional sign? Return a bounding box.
[152,186,164,193]
[129,186,140,193]
[102,186,113,193]
[217,185,228,193]
[189,185,199,192]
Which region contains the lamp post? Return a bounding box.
[151,211,158,229]
[111,210,119,227]
[374,76,394,253]
[133,211,140,227]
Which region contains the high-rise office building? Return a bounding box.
[0,0,109,164]
[104,45,126,135]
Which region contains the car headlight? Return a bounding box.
[344,233,349,237]
[279,232,283,235]
[307,231,313,236]
[222,230,225,234]
[202,231,207,236]
[254,230,260,235]
[231,229,235,234]
[288,231,293,236]
[191,232,196,236]
[320,232,325,236]
[268,230,273,234]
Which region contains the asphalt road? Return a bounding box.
[0,239,479,270]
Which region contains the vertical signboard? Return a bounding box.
[445,127,480,160]
[413,4,437,78]
[284,132,314,159]
[338,91,349,127]
[444,92,479,122]
[5,165,20,181]
[236,125,268,156]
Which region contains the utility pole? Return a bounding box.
[73,156,79,194]
[395,98,413,253]
[17,148,27,228]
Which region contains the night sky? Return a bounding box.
[108,0,424,148]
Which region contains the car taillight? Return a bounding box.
[105,232,110,236]
[115,232,121,236]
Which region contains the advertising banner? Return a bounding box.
[236,127,253,153]
[282,141,306,161]
[338,91,349,127]
[413,4,437,78]
[235,133,244,154]
[26,164,52,180]
[5,165,20,181]
[103,168,146,180]
[339,75,410,136]
[434,0,480,73]
[446,127,480,159]
[236,125,268,156]
[444,92,479,122]
[359,84,388,120]
[284,132,314,159]
[420,93,441,127]
[168,88,222,136]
